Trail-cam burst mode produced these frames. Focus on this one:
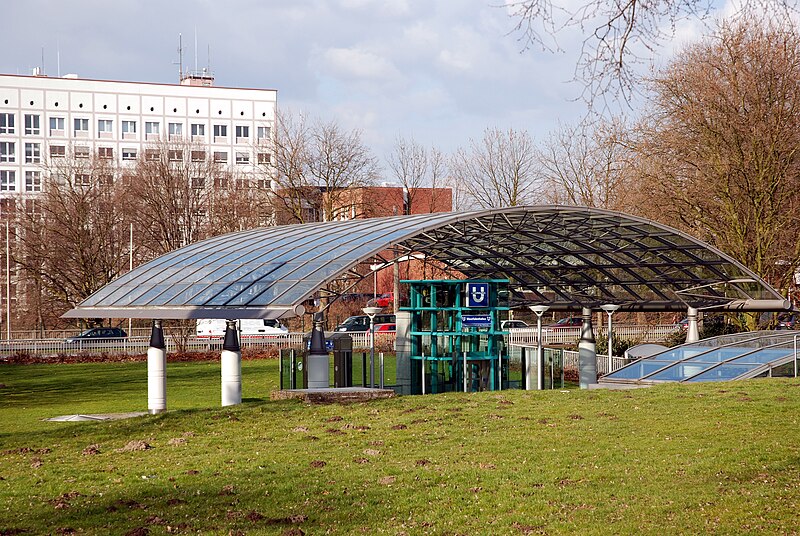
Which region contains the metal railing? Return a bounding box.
[508,324,680,347]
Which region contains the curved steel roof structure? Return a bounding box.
[64,206,788,320]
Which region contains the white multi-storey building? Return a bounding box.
[0,72,276,196]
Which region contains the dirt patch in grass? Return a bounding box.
[117,440,151,452]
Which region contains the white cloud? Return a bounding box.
[318,47,403,82]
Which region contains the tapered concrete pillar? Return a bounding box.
[686,307,700,343]
[221,320,242,406]
[147,319,167,414]
[307,312,329,389]
[578,307,597,389]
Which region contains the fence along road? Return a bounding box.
[0,325,680,359]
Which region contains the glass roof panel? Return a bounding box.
[685,364,759,382]
[647,362,717,381]
[685,348,752,363]
[604,360,676,380]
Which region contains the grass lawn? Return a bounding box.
[1,358,799,535]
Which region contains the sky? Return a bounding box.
[0,0,715,166]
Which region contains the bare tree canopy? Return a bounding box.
[13,151,129,314]
[539,118,632,210]
[506,0,798,106]
[387,136,448,214]
[273,111,379,223]
[450,127,541,209]
[630,18,800,295]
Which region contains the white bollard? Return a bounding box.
[221,320,242,406]
[147,319,167,414]
[221,349,242,406]
[147,346,167,413]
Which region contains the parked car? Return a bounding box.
[65,327,128,344]
[367,292,394,308]
[196,318,288,338]
[501,320,529,330]
[335,314,396,332]
[370,323,396,333]
[775,313,797,330]
[546,317,583,330]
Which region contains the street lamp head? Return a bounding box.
[362,306,383,317]
[600,304,621,314]
[529,304,551,316]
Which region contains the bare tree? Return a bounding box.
[630,18,800,297]
[450,127,541,209]
[387,136,449,214]
[507,0,797,106]
[124,138,224,257]
[13,149,129,323]
[272,110,379,223]
[539,118,632,209]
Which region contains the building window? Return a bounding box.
[235,151,250,164]
[191,150,205,162]
[0,170,15,191]
[257,126,271,140]
[25,171,41,192]
[0,142,15,162]
[213,124,227,141]
[214,175,229,188]
[49,117,65,136]
[191,123,205,138]
[74,118,89,136]
[75,174,91,187]
[257,152,271,164]
[191,177,205,189]
[235,125,249,142]
[0,113,14,134]
[122,120,136,135]
[98,119,113,138]
[168,149,182,162]
[145,121,160,140]
[50,145,66,158]
[145,149,159,161]
[75,146,90,159]
[98,147,113,159]
[213,151,228,163]
[98,174,114,187]
[25,143,41,163]
[122,148,138,161]
[168,122,183,139]
[25,114,40,135]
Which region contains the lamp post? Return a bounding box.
[529,305,550,390]
[600,304,621,375]
[363,306,383,388]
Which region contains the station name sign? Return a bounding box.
[461,314,492,328]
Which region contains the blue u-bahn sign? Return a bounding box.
[465,282,490,308]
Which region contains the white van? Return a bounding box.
[195,318,289,338]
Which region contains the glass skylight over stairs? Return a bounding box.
[601,331,799,384]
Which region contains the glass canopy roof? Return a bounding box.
[64,206,788,320]
[601,331,799,384]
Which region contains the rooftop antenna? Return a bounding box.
[207,44,211,74]
[174,33,184,82]
[194,27,198,74]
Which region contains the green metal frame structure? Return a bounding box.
[403,279,510,394]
